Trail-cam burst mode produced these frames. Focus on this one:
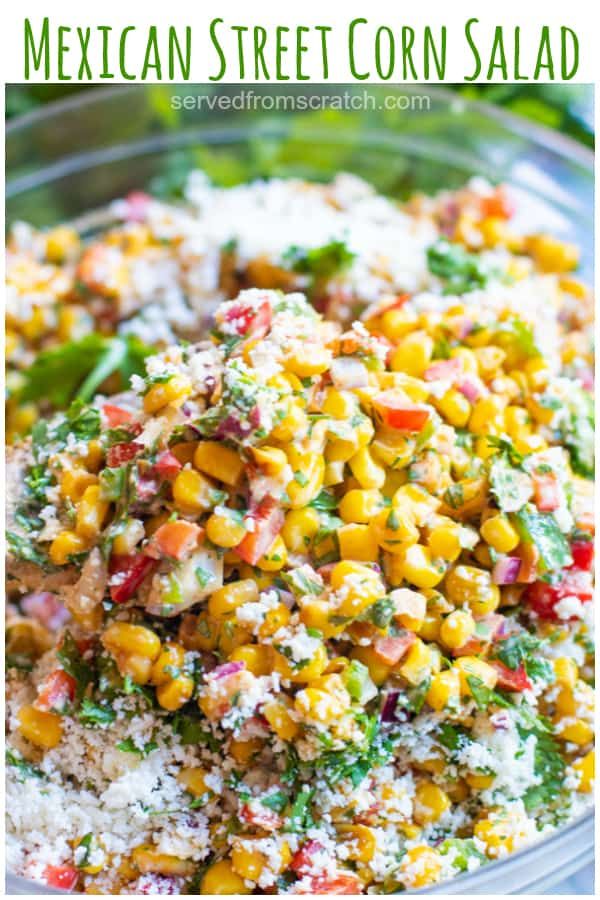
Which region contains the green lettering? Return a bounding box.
[316,25,331,79]
[296,25,310,80]
[534,26,554,80]
[119,26,136,80]
[487,27,508,80]
[253,26,269,79]
[513,27,529,80]
[24,17,49,79]
[348,18,369,80]
[77,28,92,80]
[141,26,162,80]
[401,27,418,80]
[424,27,446,79]
[464,18,481,81]
[276,26,290,80]
[209,17,226,81]
[232,26,248,79]
[375,26,394,80]
[57,26,71,81]
[169,26,191,79]
[98,26,114,79]
[561,27,579,79]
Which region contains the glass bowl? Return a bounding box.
[5,84,594,896]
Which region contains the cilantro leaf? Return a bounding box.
[6,748,46,781]
[116,737,158,757]
[78,699,116,727]
[57,631,94,700]
[7,531,48,567]
[284,240,355,283]
[427,239,499,294]
[513,506,573,573]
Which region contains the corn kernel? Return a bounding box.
[426,669,461,711]
[445,565,500,616]
[143,374,192,414]
[399,638,432,685]
[231,845,266,881]
[400,846,442,888]
[427,522,462,562]
[156,675,195,711]
[263,699,300,740]
[338,523,379,562]
[18,705,62,749]
[338,825,377,863]
[172,469,216,515]
[480,514,520,553]
[75,485,110,540]
[102,623,161,660]
[206,510,247,548]
[194,441,244,486]
[132,845,194,877]
[60,467,98,502]
[151,642,185,686]
[553,657,578,689]
[439,609,475,650]
[436,389,471,428]
[201,859,252,894]
[281,507,320,553]
[454,656,498,696]
[229,644,273,676]
[573,750,594,793]
[398,544,445,589]
[414,781,451,825]
[49,530,89,566]
[390,332,434,377]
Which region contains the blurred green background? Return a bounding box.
[5,83,594,147]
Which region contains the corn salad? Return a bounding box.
[5,177,594,895]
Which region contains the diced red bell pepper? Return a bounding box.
[236,496,284,566]
[531,472,560,512]
[491,660,532,693]
[239,804,282,832]
[106,441,144,468]
[44,864,79,892]
[109,553,157,604]
[480,185,515,220]
[224,299,272,338]
[290,840,325,875]
[569,539,594,572]
[373,391,430,432]
[152,450,182,481]
[296,874,363,895]
[147,521,202,561]
[374,633,416,666]
[452,613,505,657]
[524,569,593,621]
[102,404,134,428]
[423,357,463,382]
[35,669,77,713]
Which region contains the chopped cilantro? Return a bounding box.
[427,239,499,294]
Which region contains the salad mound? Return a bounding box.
[6,275,594,894]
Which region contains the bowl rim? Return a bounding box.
[6,82,594,173]
[4,80,595,895]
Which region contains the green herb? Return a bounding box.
[487,436,525,468]
[281,568,323,597]
[57,631,94,700]
[489,454,532,513]
[518,714,566,812]
[283,240,355,283]
[439,838,487,872]
[20,335,151,408]
[286,786,315,832]
[116,737,158,757]
[514,506,572,572]
[556,384,594,479]
[195,566,213,588]
[427,239,499,294]
[7,531,48,567]
[495,318,539,359]
[78,699,116,727]
[343,660,376,703]
[261,791,288,813]
[99,466,128,502]
[172,714,221,751]
[294,471,309,487]
[466,676,511,711]
[6,749,45,781]
[495,633,554,683]
[309,490,338,512]
[366,596,395,629]
[75,833,94,869]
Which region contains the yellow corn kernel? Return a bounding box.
[21,306,50,341]
[390,332,434,377]
[49,530,89,566]
[45,225,80,262]
[557,718,593,745]
[285,345,332,377]
[172,468,216,515]
[398,544,445,589]
[339,489,382,524]
[6,618,53,658]
[170,441,198,465]
[281,507,320,553]
[57,305,91,342]
[274,642,328,684]
[18,705,62,749]
[436,389,471,428]
[390,587,427,631]
[259,603,291,638]
[465,773,495,790]
[209,579,258,620]
[439,609,475,650]
[143,374,191,414]
[231,845,266,881]
[156,675,195,711]
[112,518,145,555]
[426,668,461,711]
[193,441,244,486]
[338,824,377,863]
[454,656,498,696]
[474,345,507,377]
[480,514,520,553]
[151,642,185,686]
[326,419,374,464]
[251,445,288,475]
[263,698,300,740]
[286,452,325,508]
[178,612,219,652]
[348,447,386,490]
[400,846,442,888]
[230,737,264,765]
[75,485,110,540]
[445,565,500,616]
[132,845,194,877]
[378,306,418,340]
[256,535,288,572]
[330,561,385,618]
[229,644,273,677]
[338,523,379,562]
[102,623,161,660]
[523,356,550,390]
[427,522,462,562]
[178,766,211,797]
[299,598,345,640]
[474,811,531,858]
[269,398,309,443]
[573,750,594,793]
[324,460,346,486]
[553,657,578,689]
[371,507,419,555]
[350,646,391,686]
[321,387,358,419]
[201,859,252,895]
[295,685,349,723]
[399,638,432,685]
[205,510,247,548]
[526,234,579,273]
[414,781,451,825]
[60,467,98,502]
[393,484,440,525]
[468,395,505,435]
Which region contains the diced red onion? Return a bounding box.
[492,556,522,585]
[424,357,462,382]
[456,377,484,403]
[380,691,400,722]
[21,592,70,631]
[210,660,245,680]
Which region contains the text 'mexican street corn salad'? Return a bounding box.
[5,173,594,895]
